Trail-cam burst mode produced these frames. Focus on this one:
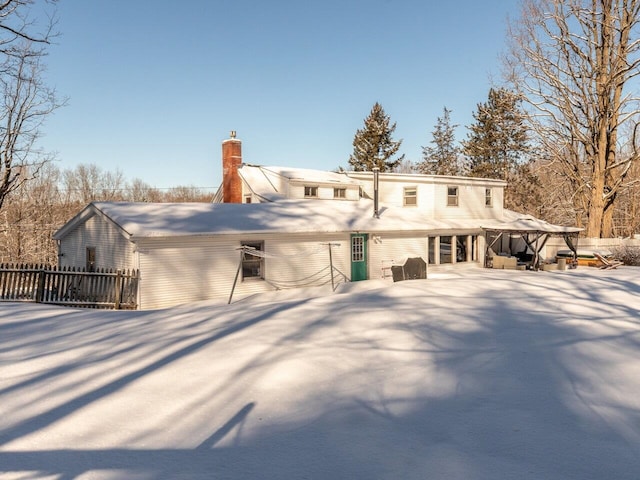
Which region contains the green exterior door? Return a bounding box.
[350,234,368,281]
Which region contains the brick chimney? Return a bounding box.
[222,131,242,203]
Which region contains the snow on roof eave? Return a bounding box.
[90,202,137,239]
[53,203,96,240]
[237,167,283,203]
[260,165,361,186]
[53,202,135,241]
[483,209,583,235]
[345,170,508,186]
[78,200,493,240]
[481,221,583,235]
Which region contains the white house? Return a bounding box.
[53,133,580,309]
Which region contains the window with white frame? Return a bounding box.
[334,187,346,199]
[351,236,365,262]
[447,186,459,206]
[485,188,492,207]
[403,187,417,206]
[304,186,318,198]
[241,241,264,280]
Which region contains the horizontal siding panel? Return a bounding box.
[370,234,427,280]
[138,240,240,309]
[136,233,351,308]
[265,234,350,288]
[60,215,133,270]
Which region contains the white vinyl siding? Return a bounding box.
[403,187,417,206]
[59,214,134,270]
[348,172,505,220]
[432,184,502,220]
[135,233,351,309]
[136,238,245,309]
[265,234,350,289]
[369,233,428,280]
[289,184,359,201]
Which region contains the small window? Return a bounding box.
[241,241,264,280]
[86,247,96,272]
[304,186,318,198]
[351,236,365,262]
[485,188,492,207]
[447,186,459,207]
[403,187,417,206]
[334,187,346,199]
[244,195,252,204]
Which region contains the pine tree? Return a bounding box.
[419,107,461,175]
[348,102,405,172]
[462,88,530,180]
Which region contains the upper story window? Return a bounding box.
[485,188,492,207]
[304,186,318,198]
[447,186,459,207]
[334,187,346,199]
[244,195,252,204]
[403,187,417,206]
[241,241,264,280]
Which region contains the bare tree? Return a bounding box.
[61,164,127,204]
[0,162,62,263]
[0,0,62,210]
[392,159,419,174]
[125,178,163,202]
[504,0,640,237]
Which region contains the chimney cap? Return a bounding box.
[230,130,236,138]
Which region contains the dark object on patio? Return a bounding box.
[516,251,534,263]
[391,257,427,282]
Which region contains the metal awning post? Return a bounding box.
[485,231,503,268]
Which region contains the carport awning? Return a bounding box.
[481,212,583,270]
[481,212,583,235]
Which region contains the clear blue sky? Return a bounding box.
[41,1,519,190]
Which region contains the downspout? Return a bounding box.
[132,239,142,309]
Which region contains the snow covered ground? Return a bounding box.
[1,267,639,480]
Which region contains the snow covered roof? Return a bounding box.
[55,199,496,240]
[345,170,508,186]
[237,165,361,202]
[235,165,284,201]
[481,210,583,234]
[255,165,360,185]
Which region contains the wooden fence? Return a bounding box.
[0,264,139,309]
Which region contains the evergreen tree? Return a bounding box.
[462,88,530,180]
[419,107,461,175]
[348,102,405,172]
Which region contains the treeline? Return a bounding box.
[0,163,215,264]
[346,0,640,240]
